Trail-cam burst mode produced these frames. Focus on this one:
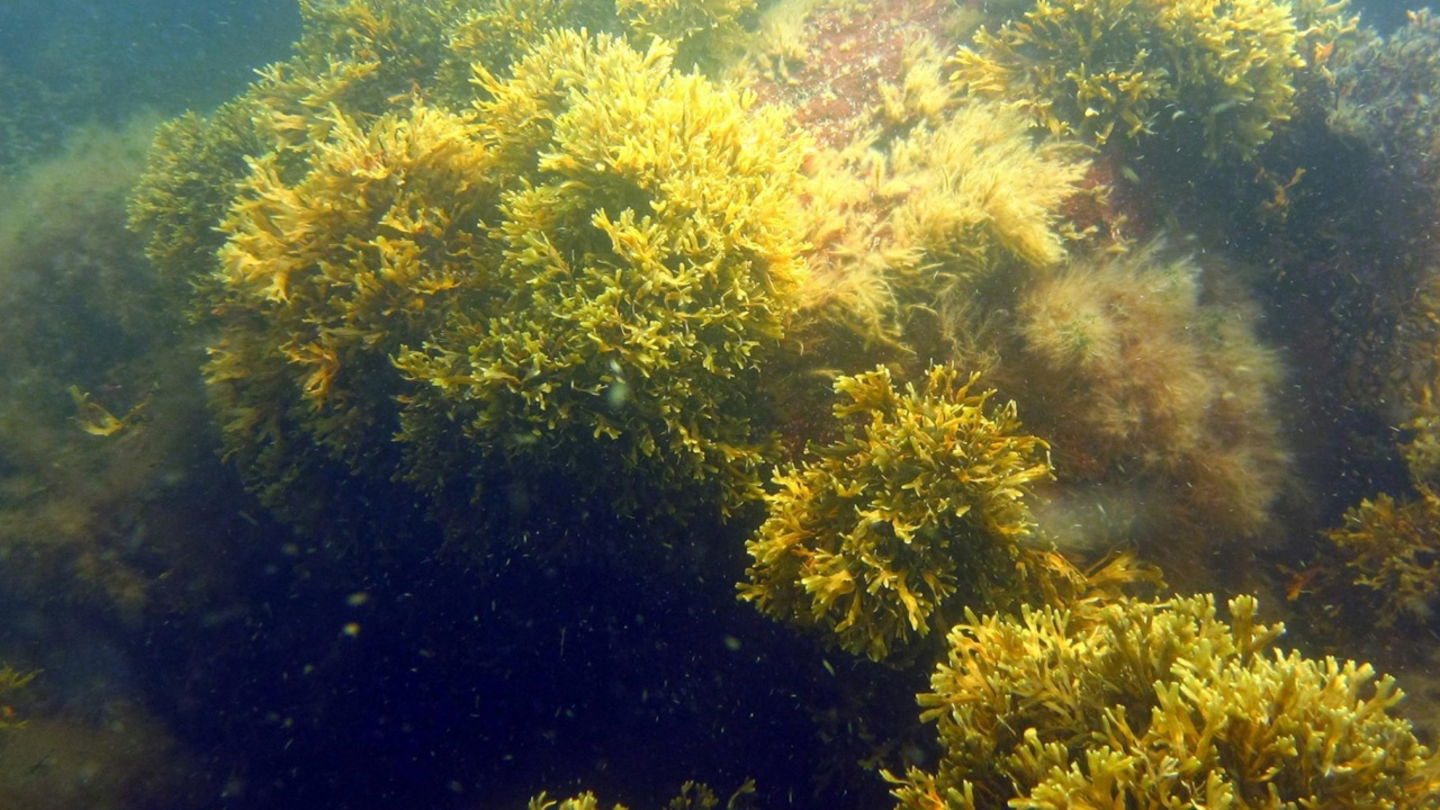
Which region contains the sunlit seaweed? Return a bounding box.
[889,593,1440,809]
[142,28,809,544]
[739,364,1052,662]
[791,98,1090,360]
[394,30,809,529]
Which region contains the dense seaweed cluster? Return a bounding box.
[890,594,1440,809]
[952,0,1356,161]
[740,364,1052,661]
[394,31,808,527]
[132,22,806,544]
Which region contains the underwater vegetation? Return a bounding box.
[746,13,1295,566]
[394,30,808,529]
[1307,263,1440,634]
[1323,487,1440,628]
[128,0,761,301]
[739,364,1053,661]
[1328,9,1440,209]
[791,96,1092,361]
[0,0,1424,807]
[0,692,208,810]
[0,666,34,729]
[529,780,754,810]
[952,0,1358,162]
[889,593,1440,809]
[531,793,623,810]
[0,116,233,621]
[0,113,286,810]
[134,20,808,545]
[739,362,1163,663]
[1007,241,1291,556]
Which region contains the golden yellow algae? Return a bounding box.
[441,0,600,91]
[391,30,809,529]
[889,594,1440,809]
[67,385,151,438]
[0,666,35,730]
[291,0,596,108]
[205,102,492,500]
[952,0,1355,162]
[1323,489,1440,628]
[129,0,762,307]
[134,16,809,546]
[885,101,1088,273]
[528,781,749,810]
[877,36,959,130]
[530,793,625,810]
[739,364,1053,662]
[130,0,614,305]
[615,0,756,69]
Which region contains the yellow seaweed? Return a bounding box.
[889,594,1440,809]
[739,364,1053,661]
[952,0,1356,162]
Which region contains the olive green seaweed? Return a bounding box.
[952,0,1356,161]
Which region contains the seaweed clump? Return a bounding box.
[1009,241,1290,555]
[739,364,1054,662]
[951,0,1356,162]
[394,31,808,529]
[529,780,753,810]
[1323,488,1440,629]
[531,794,623,810]
[129,0,759,307]
[0,666,34,730]
[1313,262,1440,632]
[889,594,1440,809]
[144,28,809,543]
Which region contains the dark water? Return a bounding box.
[1,1,1439,809]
